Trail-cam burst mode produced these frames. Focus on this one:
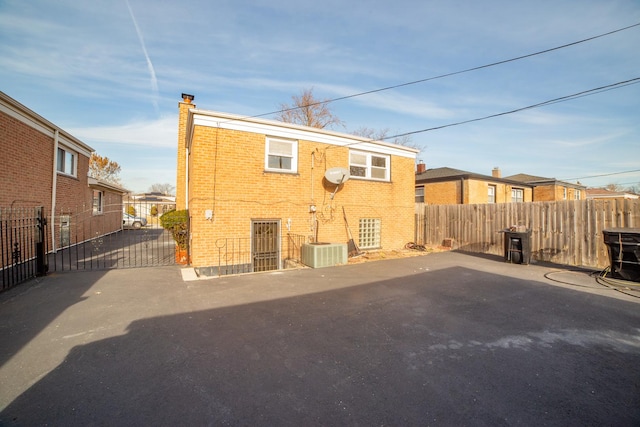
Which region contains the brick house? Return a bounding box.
[505,173,586,201]
[176,94,418,275]
[0,91,124,253]
[415,166,533,204]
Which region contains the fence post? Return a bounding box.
[36,206,48,276]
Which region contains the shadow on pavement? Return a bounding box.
[0,270,107,368]
[2,265,639,426]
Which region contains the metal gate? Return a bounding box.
[1,206,47,291]
[48,205,178,273]
[251,220,280,272]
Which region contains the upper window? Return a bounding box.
[575,190,581,200]
[415,187,425,203]
[92,190,104,215]
[57,147,76,176]
[349,150,390,181]
[488,185,496,203]
[511,188,524,203]
[563,187,567,200]
[265,137,298,173]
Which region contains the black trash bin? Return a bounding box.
[602,228,640,282]
[503,229,531,265]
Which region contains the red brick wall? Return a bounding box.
[0,113,53,208]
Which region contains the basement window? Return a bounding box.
[265,137,298,173]
[359,218,381,249]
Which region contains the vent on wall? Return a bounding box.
[301,243,348,268]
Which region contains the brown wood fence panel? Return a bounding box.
[415,199,640,269]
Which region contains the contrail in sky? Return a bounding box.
[126,0,159,114]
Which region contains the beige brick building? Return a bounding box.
[505,173,586,201]
[176,95,418,274]
[415,167,533,205]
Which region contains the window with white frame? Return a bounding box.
[265,137,298,173]
[92,190,104,214]
[563,187,567,200]
[57,147,76,176]
[415,187,425,203]
[511,188,524,203]
[488,185,496,203]
[359,218,381,249]
[349,150,390,181]
[575,190,581,200]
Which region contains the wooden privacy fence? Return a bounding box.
[415,199,640,269]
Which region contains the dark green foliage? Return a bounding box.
[160,210,188,249]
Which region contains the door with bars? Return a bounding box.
[251,220,280,272]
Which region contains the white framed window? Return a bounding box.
[488,185,496,203]
[349,150,390,181]
[563,187,567,200]
[359,218,381,249]
[265,137,298,173]
[57,147,76,176]
[415,187,425,203]
[92,190,104,214]
[511,188,524,203]
[575,190,581,200]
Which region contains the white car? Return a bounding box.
[123,213,147,229]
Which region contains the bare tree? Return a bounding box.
[605,183,623,192]
[89,153,121,184]
[352,126,417,148]
[149,183,175,196]
[275,88,343,129]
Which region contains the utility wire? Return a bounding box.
[248,22,640,120]
[383,77,640,140]
[560,169,640,181]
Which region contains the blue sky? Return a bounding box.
[1,0,639,193]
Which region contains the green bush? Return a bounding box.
[126,205,136,216]
[150,205,158,217]
[160,209,188,249]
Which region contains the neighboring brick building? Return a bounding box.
[415,167,533,205]
[505,173,586,201]
[0,91,124,253]
[176,95,418,274]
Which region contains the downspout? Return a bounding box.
[184,146,189,209]
[460,177,465,204]
[51,129,59,252]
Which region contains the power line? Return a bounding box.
[249,22,640,120]
[383,77,640,140]
[560,169,640,181]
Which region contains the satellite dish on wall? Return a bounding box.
[325,167,350,185]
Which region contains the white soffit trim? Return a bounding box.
[192,111,418,159]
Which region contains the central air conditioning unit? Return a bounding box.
[301,243,348,268]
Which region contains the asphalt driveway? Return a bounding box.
[1,251,639,426]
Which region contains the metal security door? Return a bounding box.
[251,220,280,272]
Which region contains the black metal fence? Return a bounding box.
[1,207,47,291]
[198,233,307,277]
[48,202,178,272]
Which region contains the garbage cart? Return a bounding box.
[503,229,531,265]
[602,228,640,282]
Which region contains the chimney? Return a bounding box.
[181,93,195,104]
[416,160,426,174]
[492,167,501,178]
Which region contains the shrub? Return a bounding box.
[150,205,158,217]
[160,209,188,249]
[126,205,136,216]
